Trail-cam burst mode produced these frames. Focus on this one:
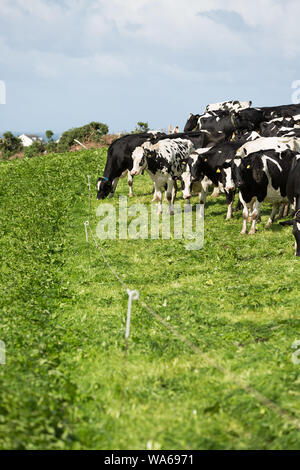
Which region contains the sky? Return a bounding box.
[1,0,300,135]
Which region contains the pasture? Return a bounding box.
[0,148,300,450]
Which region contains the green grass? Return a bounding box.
[0,148,300,450]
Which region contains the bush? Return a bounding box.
[57,122,108,153]
[0,132,22,159]
[46,140,57,153]
[24,141,46,158]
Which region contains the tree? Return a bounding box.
[45,130,54,141]
[133,122,150,134]
[0,132,22,158]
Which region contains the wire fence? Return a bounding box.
[86,175,300,431]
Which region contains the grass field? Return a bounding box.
[0,148,300,450]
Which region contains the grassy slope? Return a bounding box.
[0,149,300,450]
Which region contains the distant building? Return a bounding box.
[19,134,44,147]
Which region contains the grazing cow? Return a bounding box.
[206,100,252,114]
[131,136,202,214]
[230,149,297,234]
[280,156,300,256]
[97,132,167,200]
[183,142,248,219]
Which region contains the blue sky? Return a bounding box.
[1,0,300,135]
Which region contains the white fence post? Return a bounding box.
[126,289,139,339]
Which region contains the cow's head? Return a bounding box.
[97,177,112,200]
[231,159,245,189]
[221,160,236,193]
[181,159,194,200]
[231,110,256,132]
[184,114,200,133]
[131,146,149,176]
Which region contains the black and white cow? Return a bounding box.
[182,142,249,220]
[235,136,300,159]
[230,108,265,132]
[281,156,300,256]
[97,133,166,200]
[205,100,252,114]
[197,108,265,144]
[260,117,297,137]
[230,148,298,235]
[131,136,203,214]
[255,104,300,121]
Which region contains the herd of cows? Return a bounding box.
[97,100,300,256]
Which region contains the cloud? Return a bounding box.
[1,0,300,133]
[197,9,255,32]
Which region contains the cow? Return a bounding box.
[131,136,202,214]
[230,108,265,132]
[182,142,249,220]
[97,132,167,200]
[254,103,300,121]
[260,118,297,137]
[229,148,297,235]
[280,156,300,256]
[235,136,300,159]
[206,100,252,114]
[197,108,265,144]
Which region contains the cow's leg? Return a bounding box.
[265,203,280,229]
[293,198,300,256]
[211,187,220,198]
[249,200,261,235]
[225,190,235,220]
[198,183,209,217]
[199,186,208,205]
[128,172,134,197]
[152,189,159,202]
[185,199,192,213]
[277,202,285,220]
[283,203,290,218]
[234,199,242,212]
[166,179,175,215]
[154,183,163,215]
[239,194,249,235]
[108,177,119,198]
